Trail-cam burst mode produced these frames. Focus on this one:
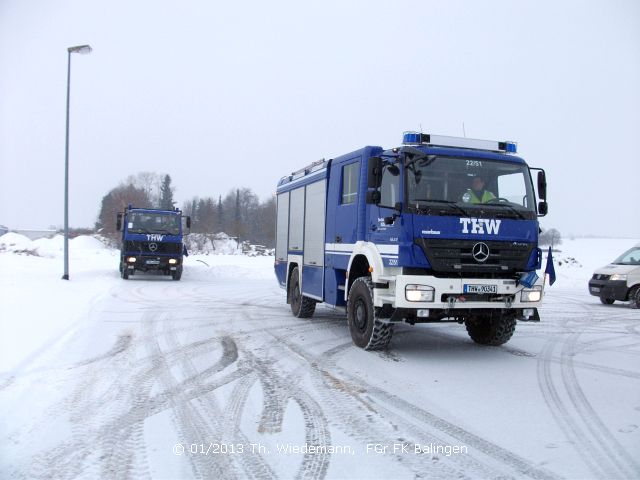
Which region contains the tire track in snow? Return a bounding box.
[158,318,277,480]
[536,295,640,479]
[264,328,560,480]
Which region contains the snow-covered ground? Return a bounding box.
[0,234,639,479]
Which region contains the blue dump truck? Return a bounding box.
[275,132,551,350]
[116,205,190,280]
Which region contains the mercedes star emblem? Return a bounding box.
[472,242,490,263]
[148,243,158,252]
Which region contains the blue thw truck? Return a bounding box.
[116,205,190,280]
[275,132,550,350]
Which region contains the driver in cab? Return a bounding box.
[463,175,496,204]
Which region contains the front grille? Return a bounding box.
[592,274,610,281]
[416,238,534,277]
[124,240,181,255]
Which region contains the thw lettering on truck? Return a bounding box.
[459,218,502,235]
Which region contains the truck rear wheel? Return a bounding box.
[465,310,516,346]
[347,277,393,350]
[289,267,315,318]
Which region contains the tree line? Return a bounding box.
[95,172,275,247]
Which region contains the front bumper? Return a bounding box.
[588,279,628,301]
[124,255,181,272]
[373,274,544,319]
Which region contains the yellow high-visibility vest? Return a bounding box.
[467,189,496,204]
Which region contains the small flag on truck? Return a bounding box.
[545,247,556,286]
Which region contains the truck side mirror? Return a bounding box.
[366,190,381,204]
[116,213,123,231]
[367,156,383,189]
[538,201,548,216]
[537,170,547,200]
[183,216,191,234]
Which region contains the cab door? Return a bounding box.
[367,161,402,266]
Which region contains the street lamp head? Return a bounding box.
[68,45,92,54]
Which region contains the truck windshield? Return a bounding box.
[128,212,181,235]
[406,156,537,219]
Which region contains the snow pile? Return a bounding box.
[0,232,33,253]
[185,232,242,255]
[0,233,112,258]
[240,240,274,257]
[31,235,64,257]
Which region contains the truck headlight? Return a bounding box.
[610,274,627,281]
[168,259,177,265]
[521,286,542,302]
[127,257,137,263]
[405,285,435,302]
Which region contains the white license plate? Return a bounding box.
[146,260,160,265]
[590,287,600,293]
[464,284,497,294]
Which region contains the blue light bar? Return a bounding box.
[504,142,517,153]
[402,131,518,154]
[403,132,422,144]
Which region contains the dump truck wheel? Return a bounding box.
[172,266,182,281]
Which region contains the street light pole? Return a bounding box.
[63,44,92,280]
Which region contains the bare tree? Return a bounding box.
[95,183,152,241]
[540,228,562,249]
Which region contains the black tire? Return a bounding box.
[121,264,129,280]
[347,277,393,350]
[465,310,516,346]
[288,267,315,318]
[629,285,640,309]
[172,266,182,281]
[600,297,615,305]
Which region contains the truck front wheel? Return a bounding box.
[465,310,516,346]
[347,277,393,350]
[288,267,315,318]
[172,266,182,281]
[121,264,129,280]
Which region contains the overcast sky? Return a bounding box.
[1,0,639,238]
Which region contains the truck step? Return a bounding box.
[377,294,395,303]
[376,276,396,283]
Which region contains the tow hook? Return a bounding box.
[504,295,514,309]
[447,296,456,309]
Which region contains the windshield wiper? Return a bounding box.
[484,203,526,220]
[411,199,470,217]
